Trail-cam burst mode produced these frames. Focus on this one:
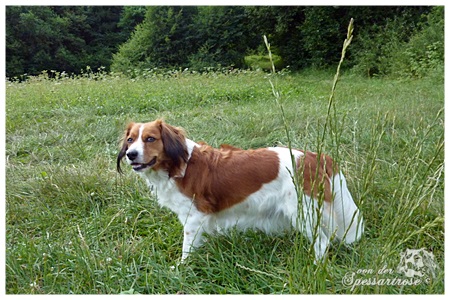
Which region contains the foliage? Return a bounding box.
[188,6,255,70]
[111,7,197,74]
[349,6,442,78]
[244,6,305,68]
[245,6,432,71]
[6,6,442,79]
[117,6,146,33]
[6,6,82,77]
[112,6,254,72]
[244,54,284,71]
[390,6,444,79]
[109,5,442,77]
[6,6,134,78]
[299,7,344,68]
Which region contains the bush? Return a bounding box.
[351,7,443,79]
[392,6,444,80]
[187,7,253,70]
[244,54,284,71]
[111,7,198,74]
[351,17,415,77]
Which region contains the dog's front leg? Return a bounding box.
[180,214,206,262]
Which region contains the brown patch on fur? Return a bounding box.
[297,151,338,202]
[175,144,280,213]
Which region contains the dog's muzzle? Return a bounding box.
[126,150,157,172]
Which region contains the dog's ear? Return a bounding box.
[159,120,188,177]
[117,122,134,174]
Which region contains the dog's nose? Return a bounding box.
[126,150,138,161]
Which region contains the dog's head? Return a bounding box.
[117,119,188,177]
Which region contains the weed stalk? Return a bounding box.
[263,18,356,293]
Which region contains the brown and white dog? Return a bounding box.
[117,119,363,262]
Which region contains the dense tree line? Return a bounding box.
[6,6,443,79]
[6,6,144,78]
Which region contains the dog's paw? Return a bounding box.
[170,256,187,270]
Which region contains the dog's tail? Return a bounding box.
[331,172,364,244]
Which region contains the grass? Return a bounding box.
[5,66,444,294]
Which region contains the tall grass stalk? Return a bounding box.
[264,33,321,292]
[263,37,313,265]
[264,18,370,293]
[322,18,353,145]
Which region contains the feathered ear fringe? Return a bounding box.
[117,122,135,174]
[117,143,127,174]
[159,120,188,178]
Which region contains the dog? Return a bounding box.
[117,119,364,262]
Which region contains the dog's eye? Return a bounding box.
[127,138,133,143]
[146,137,156,142]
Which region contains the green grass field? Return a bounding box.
[5,69,444,294]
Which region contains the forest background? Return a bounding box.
[5,6,444,80]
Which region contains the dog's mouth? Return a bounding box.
[131,157,157,172]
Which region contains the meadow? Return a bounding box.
[5,68,444,294]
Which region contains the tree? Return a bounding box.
[188,6,256,69]
[82,6,131,71]
[117,6,146,33]
[6,6,79,77]
[348,6,433,76]
[111,6,198,74]
[245,7,305,67]
[7,6,439,78]
[6,6,133,78]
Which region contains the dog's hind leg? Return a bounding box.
[292,195,331,263]
[331,172,364,244]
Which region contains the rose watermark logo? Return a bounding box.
[397,248,437,278]
[342,248,437,291]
